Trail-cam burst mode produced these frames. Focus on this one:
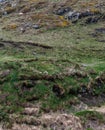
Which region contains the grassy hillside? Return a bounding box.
[0,0,105,129]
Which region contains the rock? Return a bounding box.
[85,17,99,24]
[19,12,23,15]
[20,27,25,33]
[65,11,81,22]
[3,11,7,15]
[64,8,102,24]
[55,8,65,15]
[54,7,72,15]
[32,24,40,29]
[95,28,105,33]
[80,11,93,18]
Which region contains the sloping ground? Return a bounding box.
[0,0,105,130]
[0,0,105,32]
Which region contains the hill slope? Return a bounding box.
[0,0,105,130]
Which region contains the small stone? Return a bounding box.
[54,7,72,15]
[20,27,25,33]
[33,24,40,29]
[3,11,7,15]
[65,11,81,22]
[19,12,23,15]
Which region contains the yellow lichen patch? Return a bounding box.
[59,16,64,20]
[29,13,70,29]
[59,21,70,27]
[59,16,70,27]
[3,23,18,30]
[90,8,100,14]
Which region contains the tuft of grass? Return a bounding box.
[75,110,105,123]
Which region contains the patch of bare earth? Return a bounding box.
[1,105,83,130]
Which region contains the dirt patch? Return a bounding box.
[90,106,105,113]
[1,110,83,130]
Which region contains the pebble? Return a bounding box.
[33,24,40,29]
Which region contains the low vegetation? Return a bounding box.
[0,0,105,129]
